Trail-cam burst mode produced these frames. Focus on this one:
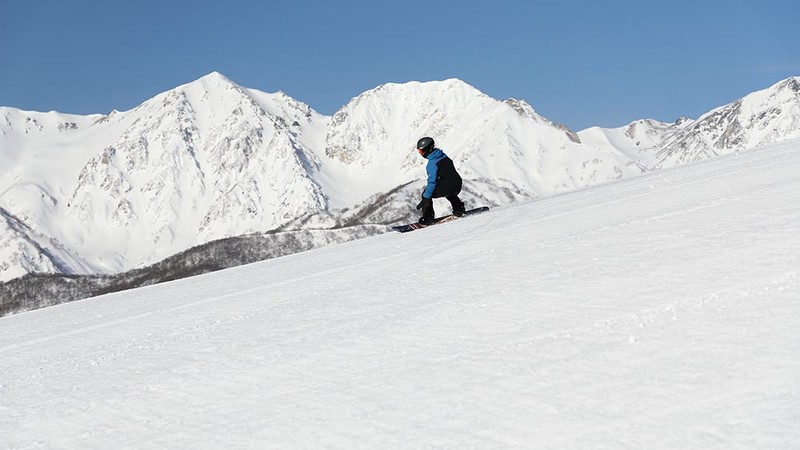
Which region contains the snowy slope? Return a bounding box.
[2,140,798,448]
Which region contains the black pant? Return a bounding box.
[421,191,464,220]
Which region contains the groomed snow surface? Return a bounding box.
[2,141,799,448]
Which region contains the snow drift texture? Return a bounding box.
[1,74,800,283]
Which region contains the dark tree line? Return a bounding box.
[0,225,386,317]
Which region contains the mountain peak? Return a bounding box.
[652,75,800,167]
[185,71,240,94]
[776,76,800,94]
[324,78,499,168]
[358,78,486,100]
[197,71,234,84]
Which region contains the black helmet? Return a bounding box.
[416,137,435,157]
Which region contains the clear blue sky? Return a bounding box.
[2,0,798,130]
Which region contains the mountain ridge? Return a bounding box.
[579,76,800,167]
[1,73,799,284]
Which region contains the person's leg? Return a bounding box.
[419,202,435,225]
[446,195,465,216]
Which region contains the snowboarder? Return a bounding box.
[415,137,465,225]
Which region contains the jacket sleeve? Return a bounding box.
[423,160,438,198]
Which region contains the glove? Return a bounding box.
[416,197,432,210]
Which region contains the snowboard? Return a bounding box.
[391,206,490,233]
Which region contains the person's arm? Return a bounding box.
[422,160,438,198]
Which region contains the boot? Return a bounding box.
[418,203,435,225]
[448,195,466,217]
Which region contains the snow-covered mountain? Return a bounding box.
[323,80,641,204]
[298,79,645,228]
[580,76,800,167]
[656,77,800,165]
[0,74,635,282]
[578,117,695,167]
[0,73,330,280]
[1,73,799,283]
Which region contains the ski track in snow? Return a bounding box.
[1,142,800,448]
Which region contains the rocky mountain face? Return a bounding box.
[656,77,800,166]
[0,207,60,280]
[1,73,799,286]
[0,73,330,281]
[579,77,800,168]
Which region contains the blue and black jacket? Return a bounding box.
[422,148,463,199]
